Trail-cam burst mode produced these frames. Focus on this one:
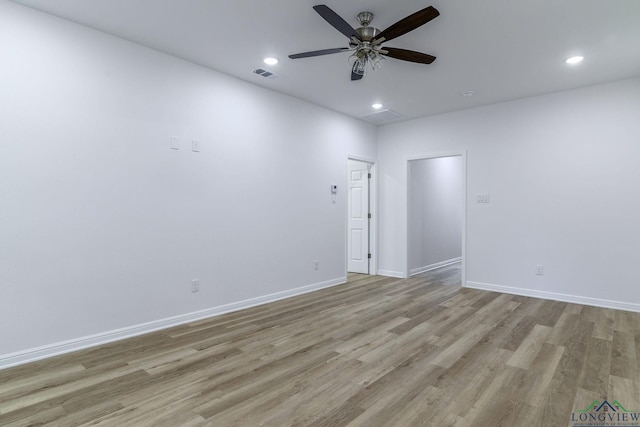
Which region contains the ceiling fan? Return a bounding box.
[289,4,440,81]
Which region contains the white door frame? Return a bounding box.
[405,151,467,285]
[346,156,377,277]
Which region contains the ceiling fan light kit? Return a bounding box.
[289,4,439,81]
[348,11,386,78]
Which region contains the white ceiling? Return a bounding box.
[10,0,640,123]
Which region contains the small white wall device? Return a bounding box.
[331,185,337,194]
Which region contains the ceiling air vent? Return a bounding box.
[252,67,280,80]
[360,109,406,125]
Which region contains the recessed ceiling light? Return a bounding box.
[565,56,584,65]
[264,57,279,65]
[372,103,383,109]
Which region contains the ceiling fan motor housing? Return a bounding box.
[355,11,380,42]
[356,26,381,42]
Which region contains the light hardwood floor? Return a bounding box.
[2,264,640,426]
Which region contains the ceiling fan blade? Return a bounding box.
[351,71,364,81]
[381,47,436,64]
[374,6,439,44]
[289,47,351,59]
[351,62,364,81]
[313,5,362,41]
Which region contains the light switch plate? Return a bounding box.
[170,136,180,150]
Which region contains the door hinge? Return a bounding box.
[368,213,372,219]
[368,253,372,259]
[368,173,371,179]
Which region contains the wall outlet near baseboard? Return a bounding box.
[191,279,200,293]
[535,265,544,276]
[314,260,319,270]
[476,194,490,203]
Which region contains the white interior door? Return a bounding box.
[348,160,370,274]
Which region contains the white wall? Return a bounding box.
[378,77,640,309]
[0,1,376,365]
[409,156,462,275]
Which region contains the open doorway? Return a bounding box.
[347,158,376,275]
[407,154,465,280]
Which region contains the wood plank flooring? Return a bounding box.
[2,263,640,426]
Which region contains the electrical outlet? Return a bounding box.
[192,139,200,152]
[314,260,319,270]
[191,279,200,293]
[476,194,490,203]
[535,266,544,276]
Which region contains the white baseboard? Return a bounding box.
[0,277,347,371]
[410,257,462,276]
[377,270,406,279]
[465,281,640,313]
